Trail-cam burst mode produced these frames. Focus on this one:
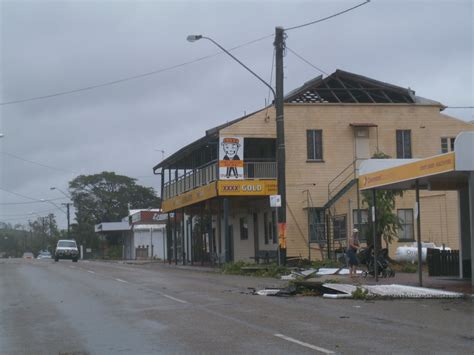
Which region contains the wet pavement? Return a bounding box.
[1,258,473,354]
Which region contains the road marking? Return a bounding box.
[115,278,128,283]
[274,334,334,354]
[87,270,95,274]
[162,294,188,304]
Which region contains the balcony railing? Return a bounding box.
[163,161,277,200]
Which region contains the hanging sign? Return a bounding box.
[270,195,282,208]
[219,136,244,180]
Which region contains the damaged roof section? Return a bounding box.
[285,69,441,106]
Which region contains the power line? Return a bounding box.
[0,1,371,106]
[446,106,474,109]
[0,34,273,106]
[286,47,328,75]
[0,197,66,206]
[0,207,59,217]
[284,0,370,31]
[0,187,44,202]
[0,151,78,174]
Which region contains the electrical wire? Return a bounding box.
[446,106,474,109]
[0,187,44,202]
[284,0,370,31]
[0,151,78,174]
[0,1,371,106]
[0,197,66,206]
[0,207,60,217]
[286,47,328,75]
[0,34,274,106]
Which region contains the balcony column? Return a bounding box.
[224,197,230,263]
[190,212,194,265]
[181,208,186,265]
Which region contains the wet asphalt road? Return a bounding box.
[0,259,472,355]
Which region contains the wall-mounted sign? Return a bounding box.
[218,180,277,196]
[130,210,167,225]
[269,195,281,208]
[162,182,218,212]
[360,152,455,190]
[219,136,244,180]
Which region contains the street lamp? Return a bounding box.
[41,198,71,238]
[187,35,276,99]
[50,186,70,199]
[187,30,287,264]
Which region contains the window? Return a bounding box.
[307,130,323,160]
[441,137,455,153]
[396,130,412,158]
[352,209,368,242]
[263,213,269,244]
[397,209,414,241]
[308,209,326,243]
[333,215,347,240]
[239,217,248,240]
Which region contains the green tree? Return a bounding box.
[361,152,403,250]
[69,171,161,248]
[28,214,60,253]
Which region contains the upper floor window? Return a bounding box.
[396,130,412,159]
[307,130,323,161]
[441,137,455,153]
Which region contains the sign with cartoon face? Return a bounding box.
[219,136,244,180]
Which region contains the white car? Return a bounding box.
[55,240,79,262]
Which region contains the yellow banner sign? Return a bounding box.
[218,180,277,196]
[360,152,455,190]
[162,182,217,212]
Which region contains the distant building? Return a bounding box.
[95,209,167,260]
[153,70,474,264]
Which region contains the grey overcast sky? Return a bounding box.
[0,0,472,228]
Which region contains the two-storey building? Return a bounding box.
[153,70,473,264]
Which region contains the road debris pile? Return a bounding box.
[322,283,465,299]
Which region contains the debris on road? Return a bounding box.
[254,286,296,297]
[321,283,465,299]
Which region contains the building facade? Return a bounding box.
[154,70,474,263]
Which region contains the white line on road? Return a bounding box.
[162,294,188,304]
[274,333,334,354]
[115,278,128,283]
[87,270,95,274]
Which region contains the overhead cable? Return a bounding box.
[284,0,370,31]
[286,47,328,75]
[0,34,273,106]
[0,151,78,174]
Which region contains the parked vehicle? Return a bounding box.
[54,240,79,262]
[22,252,34,259]
[37,250,52,259]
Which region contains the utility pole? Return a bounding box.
[274,26,287,265]
[62,203,71,238]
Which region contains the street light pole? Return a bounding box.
[187,31,287,264]
[50,187,72,238]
